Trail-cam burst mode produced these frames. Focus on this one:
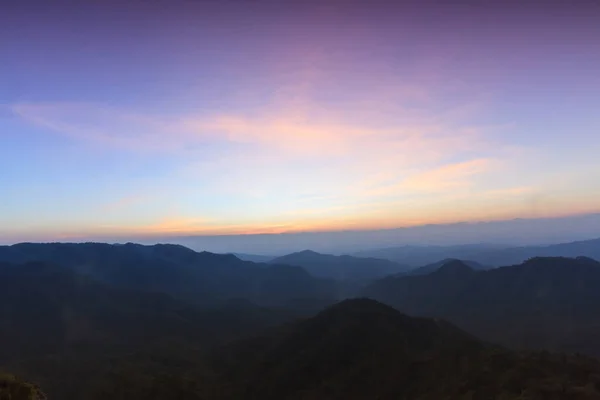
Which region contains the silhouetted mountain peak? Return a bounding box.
[218,298,491,400]
[271,250,410,282]
[403,258,488,276]
[299,298,477,350]
[433,260,474,276]
[294,249,322,257]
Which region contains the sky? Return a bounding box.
[1,0,600,245]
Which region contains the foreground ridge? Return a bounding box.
[213,298,600,400]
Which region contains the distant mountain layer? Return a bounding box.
[214,298,600,400]
[404,258,490,275]
[354,238,600,266]
[271,250,411,281]
[162,213,600,255]
[0,242,336,308]
[364,257,600,356]
[231,253,275,263]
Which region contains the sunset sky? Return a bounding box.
[2,0,600,242]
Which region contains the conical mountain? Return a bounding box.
[215,298,600,399]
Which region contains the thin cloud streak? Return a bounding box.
[8,97,525,236]
[11,101,487,157]
[100,195,149,213]
[359,158,494,197]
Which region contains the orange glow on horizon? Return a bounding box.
[12,205,596,243]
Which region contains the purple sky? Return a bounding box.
[1,0,600,245]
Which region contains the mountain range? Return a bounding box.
[3,241,600,399]
[354,238,600,267]
[364,257,600,356]
[0,242,336,309]
[270,250,410,283]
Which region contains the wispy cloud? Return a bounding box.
[482,186,537,198]
[100,195,148,213]
[103,217,313,236]
[396,158,494,193]
[352,158,495,199]
[10,103,193,153]
[11,98,500,181]
[10,97,489,158]
[9,82,516,235]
